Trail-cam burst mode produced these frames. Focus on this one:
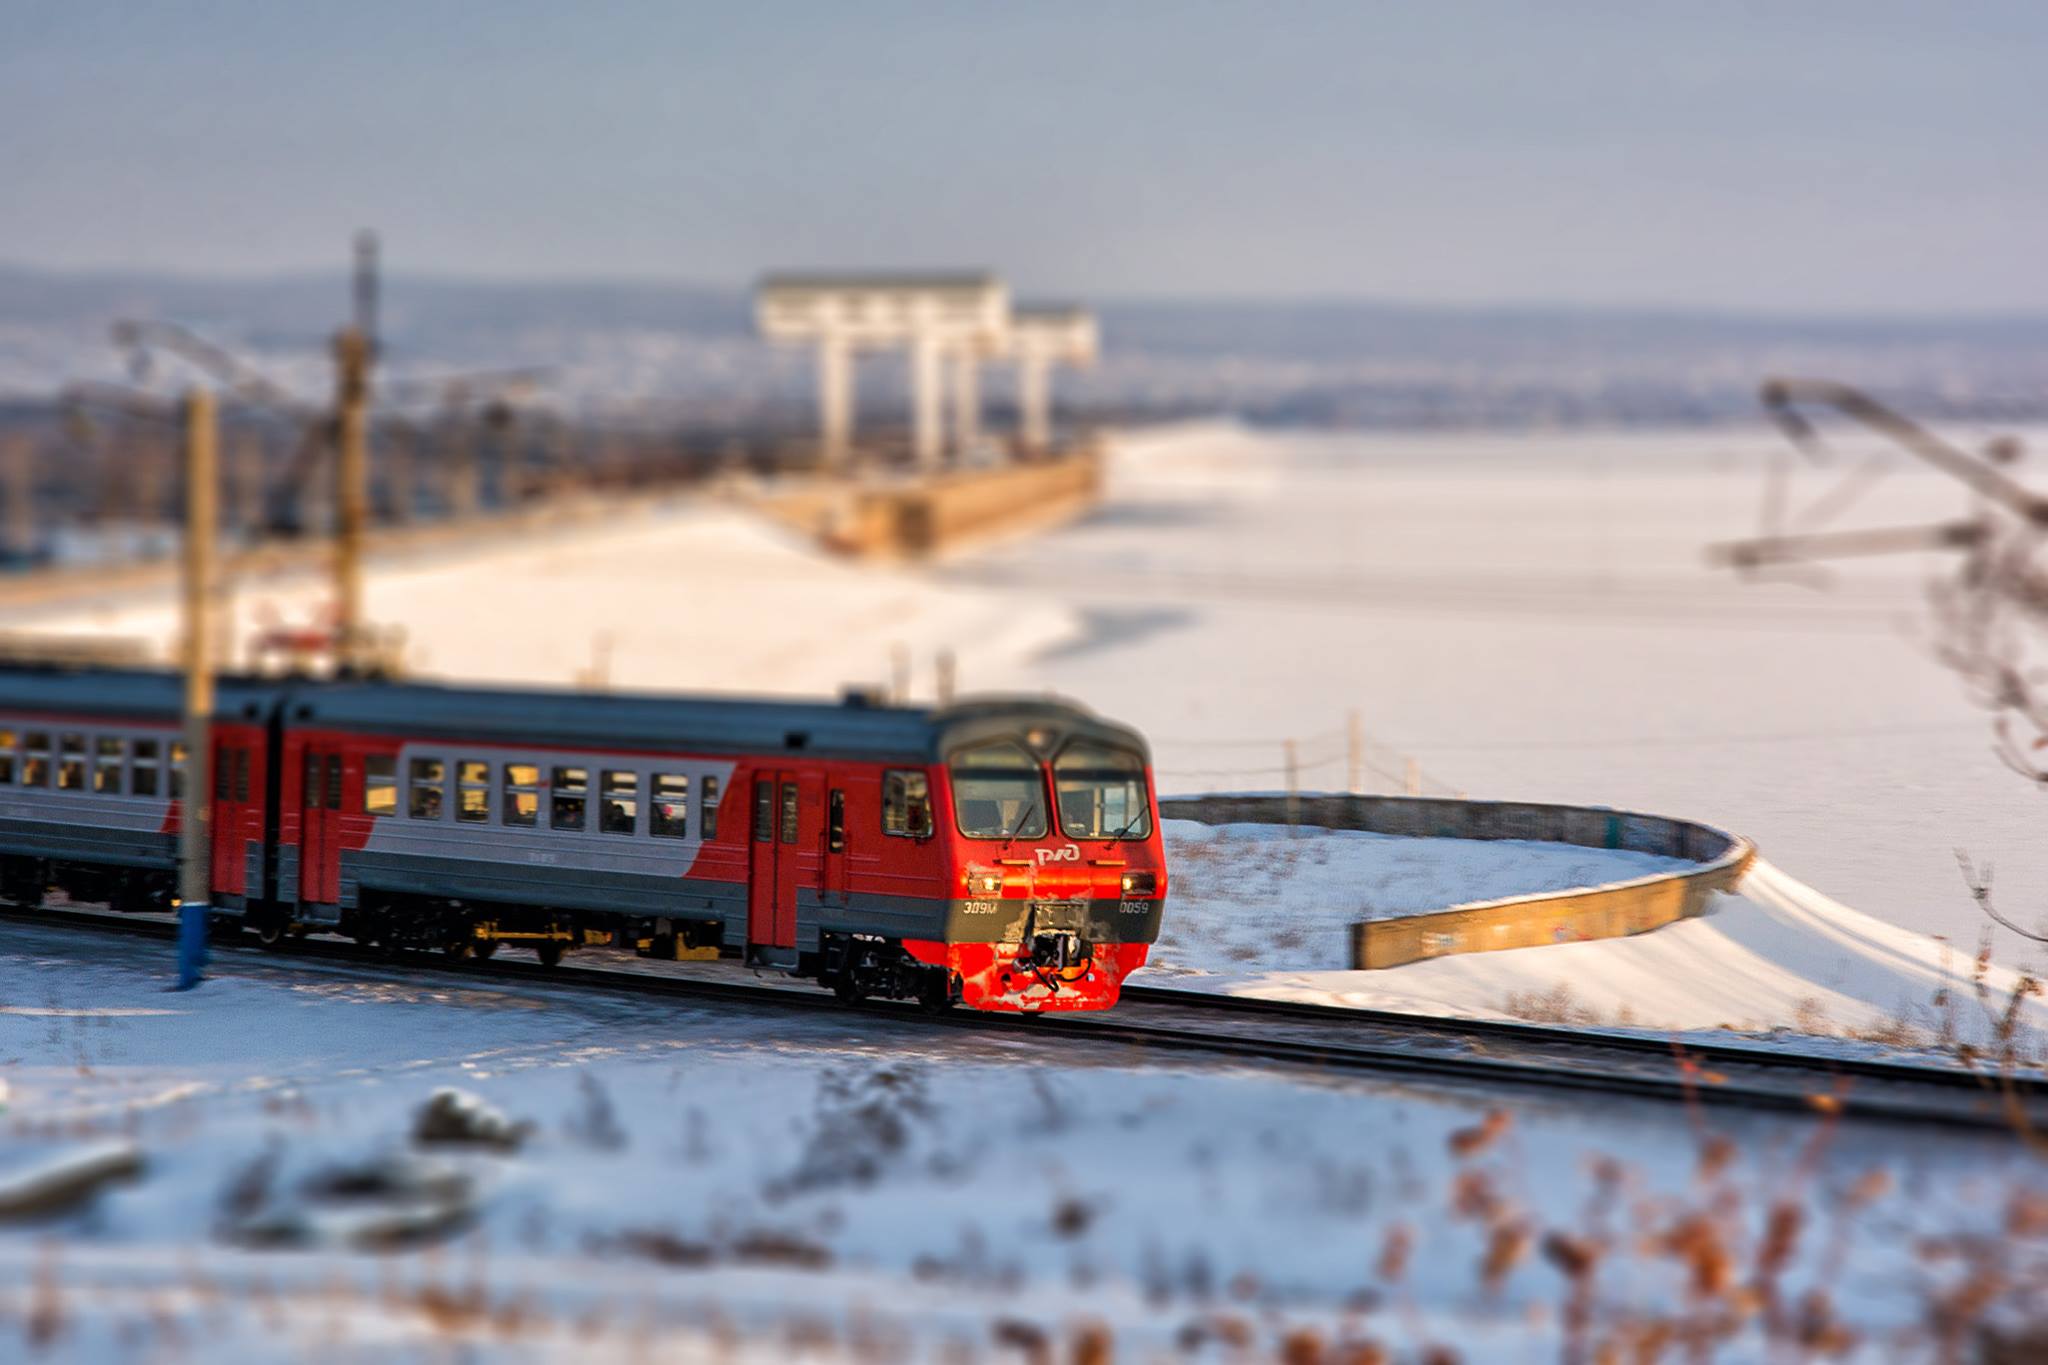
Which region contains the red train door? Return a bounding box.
[209,737,250,898]
[747,771,803,950]
[298,745,343,906]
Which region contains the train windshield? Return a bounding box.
[950,741,1048,839]
[1054,742,1153,840]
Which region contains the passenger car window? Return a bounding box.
[364,755,397,816]
[409,758,445,819]
[828,789,845,852]
[457,759,489,823]
[650,773,688,838]
[20,732,49,788]
[701,776,720,839]
[130,739,160,797]
[882,769,932,838]
[601,770,638,835]
[0,728,14,785]
[779,782,799,844]
[57,733,86,791]
[502,763,539,827]
[94,736,124,794]
[551,766,587,830]
[752,779,773,843]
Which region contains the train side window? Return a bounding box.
[93,737,124,794]
[551,766,588,831]
[303,751,320,808]
[780,782,799,844]
[601,770,638,835]
[502,763,539,827]
[828,789,846,852]
[0,728,13,785]
[409,758,446,820]
[20,732,49,788]
[363,755,397,816]
[324,756,343,811]
[752,780,773,843]
[457,759,490,823]
[235,749,252,803]
[131,740,160,797]
[57,733,86,791]
[215,748,233,801]
[650,773,688,838]
[169,741,186,799]
[701,776,720,839]
[882,769,932,838]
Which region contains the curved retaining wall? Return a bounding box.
[1156,794,1755,970]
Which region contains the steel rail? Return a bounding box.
[0,902,2035,1134]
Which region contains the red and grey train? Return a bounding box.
[0,664,1167,1012]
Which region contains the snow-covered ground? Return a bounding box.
[1,921,2044,1360]
[1152,820,2048,1051]
[17,419,2048,1033]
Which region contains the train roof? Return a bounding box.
[0,665,1149,763]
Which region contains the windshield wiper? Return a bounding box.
[1104,808,1148,841]
[1002,797,1043,844]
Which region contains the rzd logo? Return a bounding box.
[1035,844,1081,865]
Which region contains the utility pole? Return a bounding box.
[177,388,218,990]
[332,326,370,671]
[332,230,378,672]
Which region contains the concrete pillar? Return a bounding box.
[1018,352,1052,455]
[910,328,944,470]
[817,330,853,469]
[950,346,980,461]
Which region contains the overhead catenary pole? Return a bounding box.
[176,387,218,990]
[333,325,371,670]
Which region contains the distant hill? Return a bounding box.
[4,263,2044,428]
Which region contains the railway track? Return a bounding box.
[4,900,2040,1135]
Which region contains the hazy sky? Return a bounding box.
[3,1,2042,313]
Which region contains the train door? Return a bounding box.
[824,785,847,904]
[298,744,344,907]
[209,735,252,899]
[747,770,806,950]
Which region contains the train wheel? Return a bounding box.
[535,941,565,969]
[915,971,955,1014]
[443,935,472,960]
[254,912,292,951]
[832,975,866,1005]
[473,940,499,960]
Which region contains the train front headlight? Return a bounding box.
[969,871,1004,895]
[1120,870,1156,896]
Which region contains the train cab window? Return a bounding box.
[502,763,539,827]
[168,741,186,798]
[948,743,1045,839]
[882,770,932,838]
[363,755,397,816]
[409,758,446,820]
[601,770,638,835]
[20,732,48,788]
[131,740,160,797]
[1054,742,1153,840]
[779,782,799,844]
[551,766,588,831]
[828,789,846,852]
[650,773,689,838]
[56,734,86,791]
[93,738,124,794]
[701,776,720,839]
[457,760,490,823]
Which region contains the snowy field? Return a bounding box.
[0,921,2045,1361]
[20,419,2048,1035]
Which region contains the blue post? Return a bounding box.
[175,900,208,990]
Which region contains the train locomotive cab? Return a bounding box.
[879,700,1166,1014]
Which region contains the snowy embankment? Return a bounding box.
[1,920,2043,1360]
[1149,820,2048,1052]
